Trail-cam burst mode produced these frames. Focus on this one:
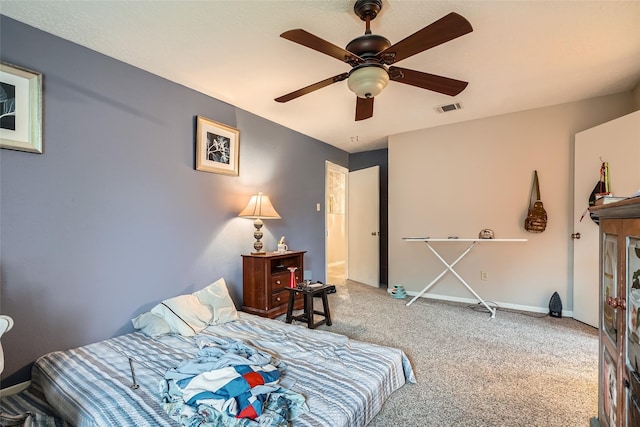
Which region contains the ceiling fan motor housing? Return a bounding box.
[346,34,390,59]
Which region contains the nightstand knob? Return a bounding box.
[276,280,281,285]
[275,296,281,302]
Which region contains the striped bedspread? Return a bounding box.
[33,312,415,426]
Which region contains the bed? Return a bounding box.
[30,279,415,427]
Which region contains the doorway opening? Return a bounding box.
[326,161,348,286]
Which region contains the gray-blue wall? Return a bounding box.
[0,16,348,385]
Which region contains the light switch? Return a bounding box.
[316,203,321,211]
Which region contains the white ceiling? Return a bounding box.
[2,1,640,153]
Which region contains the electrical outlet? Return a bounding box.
[481,271,488,281]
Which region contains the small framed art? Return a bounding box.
[0,62,43,154]
[195,116,240,176]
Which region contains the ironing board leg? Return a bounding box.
[406,242,474,306]
[406,242,496,318]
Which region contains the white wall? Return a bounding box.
[389,92,635,314]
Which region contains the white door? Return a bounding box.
[348,166,380,287]
[573,111,640,327]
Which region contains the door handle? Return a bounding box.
[571,233,581,239]
[371,232,379,236]
[606,296,627,310]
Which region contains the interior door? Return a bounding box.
[573,110,640,327]
[348,166,379,287]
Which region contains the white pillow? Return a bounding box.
[193,278,239,325]
[150,294,213,336]
[131,312,172,337]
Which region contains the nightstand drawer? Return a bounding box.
[270,273,290,292]
[271,290,288,307]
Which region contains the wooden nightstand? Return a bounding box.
[241,251,305,318]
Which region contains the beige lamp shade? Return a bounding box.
[238,193,281,219]
[239,193,280,254]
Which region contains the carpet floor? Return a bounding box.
[311,280,599,427]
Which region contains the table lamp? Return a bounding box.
[238,192,281,254]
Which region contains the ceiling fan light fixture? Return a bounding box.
[347,65,389,99]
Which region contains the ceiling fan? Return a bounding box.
[275,0,473,121]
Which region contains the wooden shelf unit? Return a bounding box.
[591,197,640,427]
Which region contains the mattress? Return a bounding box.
[33,312,415,426]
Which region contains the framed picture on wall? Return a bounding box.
[0,62,43,154]
[195,116,240,176]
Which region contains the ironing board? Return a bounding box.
[402,238,527,318]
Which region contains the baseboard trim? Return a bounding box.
[0,380,30,397]
[400,292,574,318]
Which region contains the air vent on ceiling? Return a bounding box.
[435,102,463,113]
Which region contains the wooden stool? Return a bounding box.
[285,284,332,329]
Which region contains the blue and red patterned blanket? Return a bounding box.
[161,336,307,426]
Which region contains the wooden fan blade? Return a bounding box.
[389,66,468,96]
[355,97,374,121]
[376,12,472,65]
[275,73,349,103]
[281,29,364,66]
